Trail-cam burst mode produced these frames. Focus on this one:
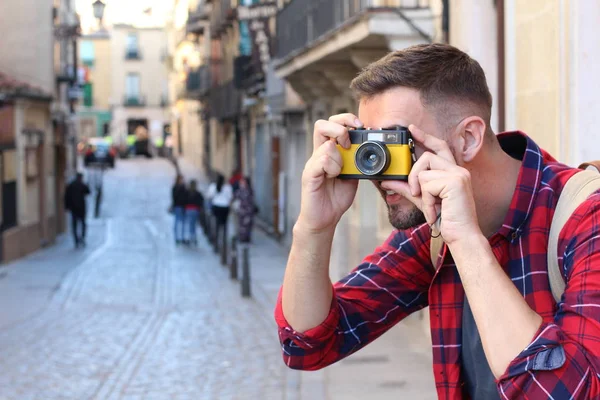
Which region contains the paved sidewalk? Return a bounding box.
[176,157,437,400]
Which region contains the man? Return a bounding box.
[275,44,600,399]
[65,172,91,248]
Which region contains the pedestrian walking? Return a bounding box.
[171,174,187,245]
[64,172,91,248]
[207,173,233,248]
[184,179,204,246]
[229,168,243,193]
[234,176,256,244]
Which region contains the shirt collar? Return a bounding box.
[495,131,545,241]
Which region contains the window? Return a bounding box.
[81,40,95,67]
[125,73,141,105]
[125,33,141,59]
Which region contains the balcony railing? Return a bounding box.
[125,49,142,60]
[209,80,241,120]
[186,66,211,98]
[56,64,76,83]
[187,3,209,34]
[123,95,147,107]
[276,0,431,60]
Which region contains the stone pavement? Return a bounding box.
[176,158,437,400]
[0,157,436,400]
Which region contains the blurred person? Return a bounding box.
[184,179,204,246]
[64,172,91,248]
[275,43,600,399]
[207,173,233,246]
[229,168,243,193]
[234,176,256,243]
[171,174,187,245]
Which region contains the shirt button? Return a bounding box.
[512,232,518,240]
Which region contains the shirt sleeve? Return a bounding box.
[498,195,600,399]
[274,224,435,371]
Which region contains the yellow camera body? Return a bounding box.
[337,127,414,180]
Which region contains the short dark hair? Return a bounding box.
[350,43,493,133]
[76,172,84,181]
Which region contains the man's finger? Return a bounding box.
[409,124,456,164]
[408,152,459,196]
[380,180,420,208]
[313,119,351,151]
[329,113,363,129]
[304,141,343,182]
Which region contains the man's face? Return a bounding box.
[358,87,442,231]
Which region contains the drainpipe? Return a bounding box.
[442,0,450,43]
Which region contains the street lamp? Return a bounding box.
[92,0,106,27]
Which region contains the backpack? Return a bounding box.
[430,161,600,303]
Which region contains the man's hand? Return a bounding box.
[381,124,481,245]
[297,114,360,233]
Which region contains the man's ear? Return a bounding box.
[456,116,486,163]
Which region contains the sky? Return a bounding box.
[75,0,174,33]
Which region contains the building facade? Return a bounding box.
[0,0,80,262]
[109,25,169,148]
[167,0,209,173]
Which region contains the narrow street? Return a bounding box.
[0,158,435,400]
[0,159,288,400]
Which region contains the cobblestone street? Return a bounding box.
[0,158,436,400]
[0,159,289,400]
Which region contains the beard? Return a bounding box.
[387,203,427,230]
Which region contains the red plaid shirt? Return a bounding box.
[274,131,600,399]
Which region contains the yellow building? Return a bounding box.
[504,0,600,165]
[77,31,113,140]
[110,24,169,148]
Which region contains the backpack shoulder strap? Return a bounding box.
[430,236,444,269]
[548,169,600,303]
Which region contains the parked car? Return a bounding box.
[83,138,116,168]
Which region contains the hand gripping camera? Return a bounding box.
[337,126,415,180]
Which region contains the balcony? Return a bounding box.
[274,0,436,102]
[56,64,76,83]
[209,80,241,121]
[185,66,211,99]
[209,0,236,38]
[234,55,265,95]
[125,49,142,60]
[187,3,210,35]
[123,95,147,107]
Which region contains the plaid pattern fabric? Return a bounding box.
[274,131,600,399]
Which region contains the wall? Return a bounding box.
[505,0,600,165]
[0,0,54,94]
[82,37,113,110]
[450,0,499,133]
[176,99,206,171]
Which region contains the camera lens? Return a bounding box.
[355,141,390,176]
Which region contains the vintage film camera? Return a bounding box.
[337,126,415,180]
